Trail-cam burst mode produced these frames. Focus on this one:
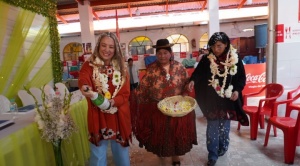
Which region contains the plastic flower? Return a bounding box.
[112,71,121,86]
[95,57,101,65]
[225,85,233,98]
[230,65,237,75]
[107,68,113,75]
[104,91,111,99]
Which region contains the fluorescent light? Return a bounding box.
[242,28,254,32]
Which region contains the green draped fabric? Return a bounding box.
[0,0,62,103]
[0,2,9,51]
[0,7,36,94]
[26,58,53,89]
[7,20,51,95]
[0,100,90,166]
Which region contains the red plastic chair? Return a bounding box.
[237,83,284,140]
[263,93,300,164]
[287,85,300,111]
[286,85,300,145]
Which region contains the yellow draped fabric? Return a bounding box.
[0,1,54,103]
[0,100,90,166]
[26,58,53,89]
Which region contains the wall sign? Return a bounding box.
[180,52,186,58]
[192,51,199,57]
[132,55,138,61]
[275,24,284,43]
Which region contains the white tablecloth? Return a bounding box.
[0,90,84,139]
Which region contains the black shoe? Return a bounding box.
[218,149,227,156]
[207,159,217,166]
[172,161,181,166]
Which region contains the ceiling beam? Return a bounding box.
[57,0,208,11]
[56,14,68,24]
[166,0,169,15]
[201,0,207,12]
[90,0,206,6]
[90,0,154,6]
[127,3,132,17]
[238,0,247,9]
[92,10,100,20]
[57,3,78,10]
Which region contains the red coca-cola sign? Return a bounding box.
[243,63,266,96]
[246,72,266,83]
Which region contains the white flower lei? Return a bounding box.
[91,57,123,114]
[208,45,239,98]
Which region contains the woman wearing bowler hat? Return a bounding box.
[131,39,197,166]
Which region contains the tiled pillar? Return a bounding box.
[271,0,300,88]
[78,1,96,50]
[208,0,220,37]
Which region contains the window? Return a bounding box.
[166,34,189,53]
[63,42,83,61]
[129,36,153,55]
[199,32,209,49]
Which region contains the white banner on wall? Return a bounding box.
[276,24,300,43]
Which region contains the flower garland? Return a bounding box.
[208,45,239,98]
[90,57,123,113]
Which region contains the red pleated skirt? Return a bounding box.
[131,99,198,157]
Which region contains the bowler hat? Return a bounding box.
[152,39,174,48]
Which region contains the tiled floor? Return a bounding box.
[106,97,300,166]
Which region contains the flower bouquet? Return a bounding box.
[25,86,77,166]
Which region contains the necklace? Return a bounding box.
[90,57,123,99]
[89,57,123,114]
[207,45,238,98]
[163,64,170,81]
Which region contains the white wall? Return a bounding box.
[274,0,300,89]
[60,20,266,69]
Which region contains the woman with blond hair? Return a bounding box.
[79,32,131,166]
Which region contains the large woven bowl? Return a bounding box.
[157,95,196,117]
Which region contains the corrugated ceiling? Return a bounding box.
[56,0,268,23]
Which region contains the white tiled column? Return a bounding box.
[207,0,220,37]
[272,0,300,89]
[78,1,96,49]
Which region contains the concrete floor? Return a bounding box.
[105,97,300,166]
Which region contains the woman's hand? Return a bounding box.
[230,91,239,101]
[187,81,194,92]
[109,99,115,107]
[80,85,94,98]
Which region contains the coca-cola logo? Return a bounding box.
[246,72,266,83]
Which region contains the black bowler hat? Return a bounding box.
[152,39,174,48]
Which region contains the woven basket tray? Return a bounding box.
[157,95,196,117]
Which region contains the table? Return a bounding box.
[0,98,90,166]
